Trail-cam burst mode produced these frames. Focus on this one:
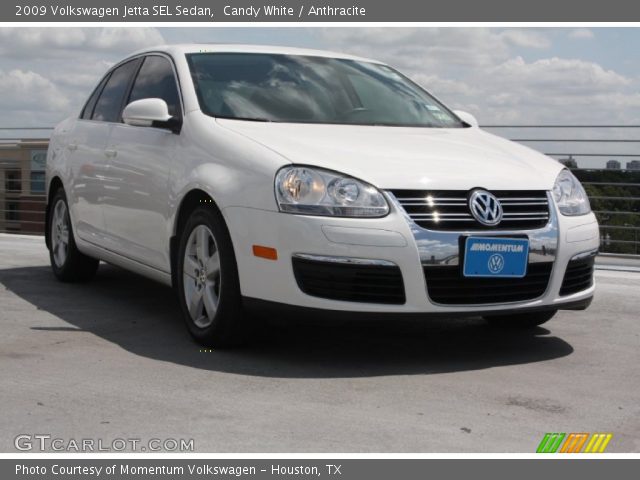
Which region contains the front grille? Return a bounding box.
[391,190,550,230]
[423,262,553,305]
[292,256,405,304]
[560,256,595,296]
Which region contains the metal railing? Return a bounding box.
[2,125,640,255]
[484,125,640,254]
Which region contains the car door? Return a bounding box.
[101,54,182,272]
[67,59,141,247]
[66,73,112,244]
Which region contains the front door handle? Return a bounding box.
[68,143,78,151]
[104,149,117,158]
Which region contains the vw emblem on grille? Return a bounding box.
[488,254,505,274]
[469,189,503,226]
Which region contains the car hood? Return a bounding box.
[216,120,563,191]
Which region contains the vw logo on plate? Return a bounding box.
[469,189,503,226]
[487,254,505,274]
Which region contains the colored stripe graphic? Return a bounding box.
[537,433,566,453]
[537,433,613,453]
[584,433,613,453]
[560,433,589,453]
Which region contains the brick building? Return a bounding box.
[0,139,49,234]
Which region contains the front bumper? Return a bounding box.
[222,196,599,314]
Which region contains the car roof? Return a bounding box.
[128,43,382,64]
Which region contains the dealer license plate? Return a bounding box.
[463,237,529,278]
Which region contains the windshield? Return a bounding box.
[186,53,465,128]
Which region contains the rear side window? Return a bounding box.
[92,59,140,123]
[128,55,181,118]
[81,74,110,120]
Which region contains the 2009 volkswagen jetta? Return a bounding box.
[46,44,599,346]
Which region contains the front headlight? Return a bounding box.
[552,169,591,216]
[275,166,389,217]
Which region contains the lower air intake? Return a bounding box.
[560,256,595,296]
[423,262,553,305]
[292,256,406,305]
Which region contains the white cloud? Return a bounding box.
[0,69,68,111]
[0,27,163,59]
[412,73,478,97]
[0,28,165,127]
[320,28,515,70]
[0,27,638,129]
[318,28,639,125]
[84,28,165,52]
[568,29,595,40]
[49,61,114,89]
[489,56,631,94]
[499,29,551,49]
[474,56,637,124]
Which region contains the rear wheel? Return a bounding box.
[483,310,557,329]
[48,189,99,282]
[176,205,246,347]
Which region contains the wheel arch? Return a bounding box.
[170,188,229,288]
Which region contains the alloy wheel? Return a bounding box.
[51,199,70,268]
[182,225,221,328]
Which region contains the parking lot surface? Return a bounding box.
[1,234,638,452]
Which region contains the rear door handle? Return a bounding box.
[104,149,117,158]
[67,143,78,151]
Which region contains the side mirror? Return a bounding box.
[454,110,479,128]
[122,98,181,133]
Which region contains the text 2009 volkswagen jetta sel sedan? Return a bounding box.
[46,44,599,346]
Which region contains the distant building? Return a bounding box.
[626,160,640,171]
[0,139,49,234]
[559,156,578,169]
[606,160,621,170]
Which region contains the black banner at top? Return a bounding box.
[5,0,640,22]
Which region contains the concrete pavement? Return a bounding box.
[1,234,638,452]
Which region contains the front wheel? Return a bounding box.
[48,189,99,282]
[175,205,246,347]
[483,310,557,329]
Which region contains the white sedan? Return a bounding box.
[46,44,599,346]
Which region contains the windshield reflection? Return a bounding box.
[187,53,465,128]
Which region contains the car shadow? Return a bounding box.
[0,264,574,379]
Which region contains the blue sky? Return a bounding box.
[1,27,639,167]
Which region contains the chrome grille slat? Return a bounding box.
[500,216,549,221]
[498,202,548,206]
[411,213,473,217]
[398,197,467,202]
[502,211,549,216]
[391,189,550,231]
[417,218,477,222]
[400,202,467,206]
[497,197,548,201]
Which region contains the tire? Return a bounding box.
[175,204,246,347]
[48,189,99,282]
[483,310,557,329]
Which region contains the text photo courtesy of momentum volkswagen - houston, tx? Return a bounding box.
[0,1,639,477]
